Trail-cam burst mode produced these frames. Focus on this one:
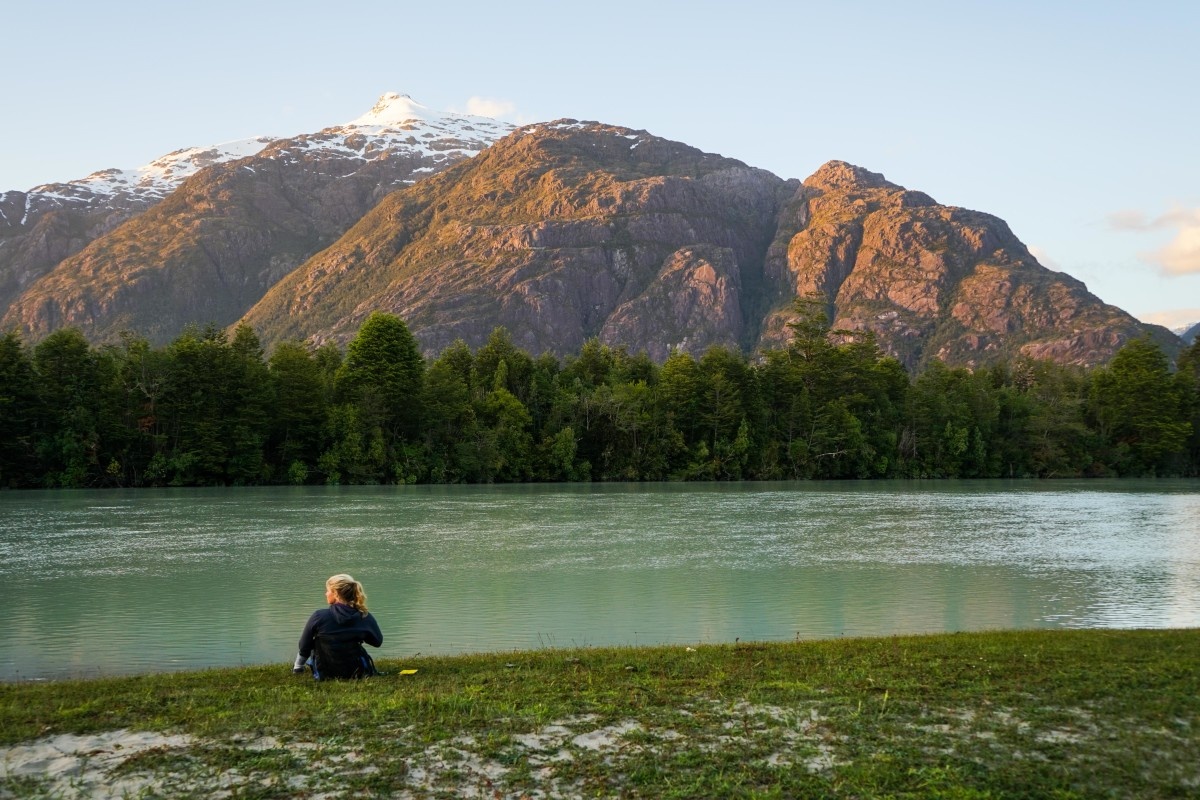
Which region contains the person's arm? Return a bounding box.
[298,610,323,658]
[363,613,383,648]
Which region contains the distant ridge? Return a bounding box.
[1180,321,1200,345]
[1,94,514,343]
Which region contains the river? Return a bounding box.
[1,480,1197,680]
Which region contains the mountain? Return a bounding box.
[3,107,1177,368]
[1179,321,1200,345]
[0,136,276,322]
[1,94,513,343]
[757,161,1177,367]
[237,122,1174,368]
[239,121,793,359]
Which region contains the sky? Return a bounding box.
[4,1,1198,330]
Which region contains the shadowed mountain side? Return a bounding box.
[0,134,285,322]
[2,150,489,345]
[238,121,794,358]
[0,191,156,323]
[2,158,380,343]
[1182,321,1200,345]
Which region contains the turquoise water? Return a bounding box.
[1,480,1197,680]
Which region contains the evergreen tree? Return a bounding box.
[268,341,328,480]
[1090,337,1192,475]
[479,387,534,481]
[1177,339,1200,475]
[0,331,40,487]
[758,296,904,479]
[658,350,702,452]
[111,333,170,486]
[696,346,754,479]
[421,347,477,482]
[902,361,998,477]
[226,325,272,484]
[32,328,111,487]
[474,328,534,404]
[336,312,426,443]
[313,341,344,404]
[157,327,231,485]
[990,359,1093,478]
[8,308,1200,488]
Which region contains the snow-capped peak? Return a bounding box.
[9,93,515,225]
[349,92,432,127]
[51,137,275,200]
[341,92,512,134]
[12,135,277,216]
[274,92,516,167]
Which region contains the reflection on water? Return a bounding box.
[1,480,1198,680]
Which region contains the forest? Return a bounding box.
[2,298,1198,489]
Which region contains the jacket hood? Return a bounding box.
[329,602,363,623]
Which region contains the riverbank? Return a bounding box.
[2,629,1197,798]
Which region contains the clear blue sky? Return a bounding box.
[5,1,1198,329]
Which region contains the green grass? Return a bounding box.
[2,629,1197,798]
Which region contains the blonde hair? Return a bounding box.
[326,573,368,614]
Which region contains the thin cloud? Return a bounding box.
[1027,245,1059,269]
[1107,209,1154,230]
[459,96,531,124]
[1138,308,1200,331]
[1147,219,1200,276]
[1108,206,1200,275]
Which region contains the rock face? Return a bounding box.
[756,161,1176,368]
[241,131,1174,367]
[239,121,793,358]
[600,245,745,362]
[1,95,513,344]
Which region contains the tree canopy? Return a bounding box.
[0,304,1195,488]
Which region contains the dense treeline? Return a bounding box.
[2,299,1198,488]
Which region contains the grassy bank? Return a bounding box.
[2,629,1197,798]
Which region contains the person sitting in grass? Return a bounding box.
[293,573,383,680]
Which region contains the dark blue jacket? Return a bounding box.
[298,603,382,679]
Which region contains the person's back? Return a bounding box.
[294,574,383,680]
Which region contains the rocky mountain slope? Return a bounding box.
[1,94,513,343]
[239,121,794,360]
[0,136,276,321]
[238,123,1174,368]
[757,162,1176,367]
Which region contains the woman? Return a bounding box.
[293,573,383,680]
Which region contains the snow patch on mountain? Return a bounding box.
[20,137,276,214]
[9,93,514,222]
[349,92,438,127]
[268,93,514,173]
